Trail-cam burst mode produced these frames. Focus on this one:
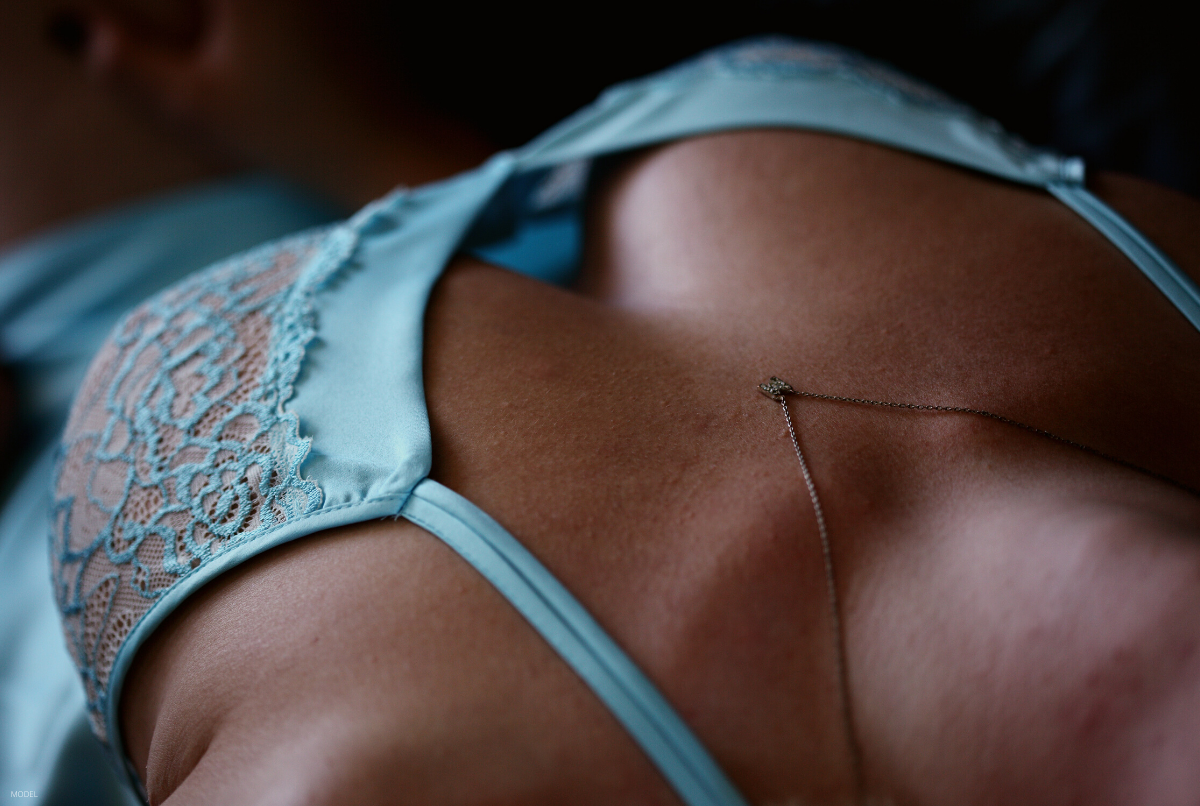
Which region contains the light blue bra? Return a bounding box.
[0,176,338,806]
[49,38,1199,804]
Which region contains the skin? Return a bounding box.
[23,1,1198,802]
[119,132,1200,805]
[0,0,230,247]
[0,0,488,465]
[75,0,494,208]
[0,0,489,249]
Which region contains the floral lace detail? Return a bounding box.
[647,37,964,113]
[48,219,362,742]
[657,37,1073,181]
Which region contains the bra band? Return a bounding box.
[400,480,751,806]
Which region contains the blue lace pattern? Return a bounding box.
[48,217,367,740]
[712,38,1076,182]
[652,36,965,112]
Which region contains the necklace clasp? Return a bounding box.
[759,376,795,401]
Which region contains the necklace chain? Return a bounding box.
[760,376,1196,497]
[758,374,1195,805]
[774,390,865,804]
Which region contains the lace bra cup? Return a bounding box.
[49,37,1200,805]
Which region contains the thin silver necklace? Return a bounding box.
[758,374,1195,805]
[760,377,864,804]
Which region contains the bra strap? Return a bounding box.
[400,479,750,806]
[1048,181,1200,332]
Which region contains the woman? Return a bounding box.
[0,2,347,801]
[50,4,1200,806]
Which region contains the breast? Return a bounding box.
[575,129,1200,491]
[419,129,1200,802]
[850,477,1200,804]
[119,128,1200,805]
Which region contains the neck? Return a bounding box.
[0,67,231,250]
[253,88,496,208]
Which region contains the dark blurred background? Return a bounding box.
[360,0,1197,196]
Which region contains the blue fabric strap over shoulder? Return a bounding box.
[1047,182,1200,331]
[401,480,750,806]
